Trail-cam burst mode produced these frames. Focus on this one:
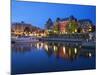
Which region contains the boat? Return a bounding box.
[11,36,39,43]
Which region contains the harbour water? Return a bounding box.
[11,41,96,74]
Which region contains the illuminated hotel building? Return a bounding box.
[53,16,94,34]
[58,20,69,33]
[55,16,78,33]
[11,21,33,36]
[11,21,43,37]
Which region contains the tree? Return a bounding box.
[45,18,53,30]
[53,22,59,33]
[91,25,96,32]
[56,17,60,22]
[77,27,82,33]
[24,27,31,35]
[68,20,78,33]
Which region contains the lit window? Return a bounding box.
[89,28,92,31]
[75,29,77,32]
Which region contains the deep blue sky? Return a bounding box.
[11,0,96,28]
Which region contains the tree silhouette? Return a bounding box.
[45,18,53,29]
[91,25,96,32]
[77,27,82,33]
[24,27,31,35]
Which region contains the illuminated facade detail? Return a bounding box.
[11,21,33,36]
[59,21,68,33]
[78,19,93,33]
[11,21,44,37]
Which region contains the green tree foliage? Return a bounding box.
[53,22,59,33]
[68,20,78,33]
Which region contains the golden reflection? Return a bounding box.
[74,48,77,54]
[12,41,95,60]
[53,45,58,52]
[36,43,39,49]
[36,42,44,49]
[40,42,43,49]
[44,44,48,51]
[63,46,66,55]
[69,48,71,56]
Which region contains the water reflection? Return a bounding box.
[12,41,95,60]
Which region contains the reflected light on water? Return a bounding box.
[53,45,57,52]
[44,44,48,51]
[69,48,71,56]
[12,42,95,60]
[36,43,40,49]
[40,42,43,49]
[63,46,66,54]
[12,41,96,74]
[89,52,92,57]
[36,42,44,50]
[74,48,77,54]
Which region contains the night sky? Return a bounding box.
[11,0,96,29]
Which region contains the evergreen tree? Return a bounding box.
[24,27,31,35]
[68,20,78,33]
[91,25,96,32]
[45,18,53,30]
[53,22,59,33]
